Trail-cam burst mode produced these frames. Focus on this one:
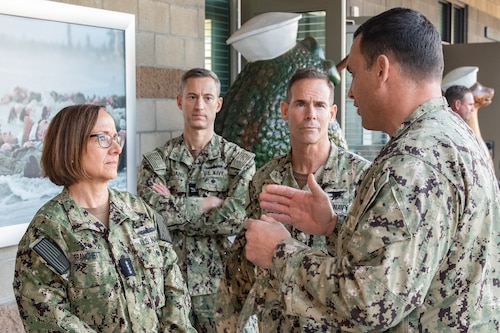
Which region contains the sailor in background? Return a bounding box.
[442,66,496,166]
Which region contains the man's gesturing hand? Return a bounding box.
[259,173,337,236]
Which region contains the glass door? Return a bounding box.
[238,0,347,128]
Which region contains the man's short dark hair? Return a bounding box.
[354,7,443,82]
[444,85,472,106]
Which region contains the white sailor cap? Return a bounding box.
[442,66,479,92]
[226,12,302,62]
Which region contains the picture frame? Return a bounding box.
[0,0,136,247]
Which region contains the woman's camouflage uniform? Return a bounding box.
[13,188,195,332]
[216,142,371,332]
[268,98,500,331]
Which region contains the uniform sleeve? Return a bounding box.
[200,152,256,237]
[158,239,197,333]
[13,224,98,332]
[215,176,260,332]
[137,157,202,231]
[215,230,256,332]
[270,159,455,331]
[137,150,256,237]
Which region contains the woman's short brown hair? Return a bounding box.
[41,104,104,187]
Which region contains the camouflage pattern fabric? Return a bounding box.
[216,142,371,332]
[13,187,195,332]
[269,98,500,331]
[137,133,255,331]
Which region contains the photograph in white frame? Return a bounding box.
[0,0,136,248]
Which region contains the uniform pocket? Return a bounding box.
[197,176,228,193]
[70,251,115,288]
[68,251,118,316]
[131,236,166,309]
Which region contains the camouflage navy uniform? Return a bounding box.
[137,133,255,332]
[268,98,500,331]
[216,142,371,332]
[13,187,195,332]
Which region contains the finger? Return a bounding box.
[155,183,165,189]
[259,200,289,214]
[260,214,276,223]
[265,212,292,225]
[307,173,322,193]
[152,183,169,195]
[243,218,253,230]
[262,184,296,199]
[151,183,163,191]
[259,191,292,206]
[260,214,288,226]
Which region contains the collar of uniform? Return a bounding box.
[392,96,448,140]
[107,189,142,227]
[298,142,340,189]
[171,134,223,162]
[59,187,141,233]
[203,133,224,160]
[268,142,339,188]
[269,151,294,185]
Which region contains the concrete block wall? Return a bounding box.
[346,0,500,43]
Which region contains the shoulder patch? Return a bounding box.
[32,238,70,275]
[231,150,254,170]
[144,151,166,172]
[153,210,172,243]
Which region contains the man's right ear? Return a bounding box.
[280,101,289,121]
[176,95,183,110]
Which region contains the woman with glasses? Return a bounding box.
[13,104,196,332]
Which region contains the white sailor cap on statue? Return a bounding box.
[226,12,302,62]
[441,66,478,92]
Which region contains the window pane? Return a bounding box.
[297,11,326,50]
[453,6,465,43]
[439,1,451,43]
[205,0,230,95]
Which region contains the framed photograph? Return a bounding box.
[0,0,136,247]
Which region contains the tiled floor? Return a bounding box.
[0,301,24,333]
